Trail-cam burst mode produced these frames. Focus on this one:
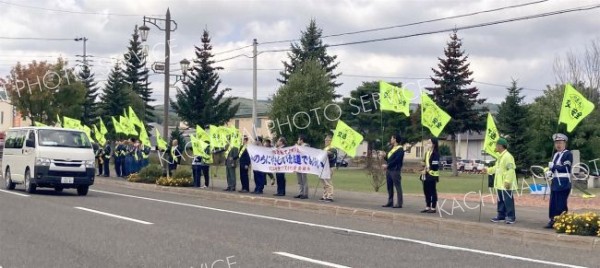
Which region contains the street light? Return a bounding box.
[179,58,190,74]
[140,8,178,140]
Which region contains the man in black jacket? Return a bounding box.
[382,133,404,208]
[238,136,251,193]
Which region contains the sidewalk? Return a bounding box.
[96,172,600,250]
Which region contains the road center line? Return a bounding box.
[0,189,30,197]
[274,252,351,268]
[74,207,153,225]
[90,189,585,268]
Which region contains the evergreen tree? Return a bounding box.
[278,19,341,89]
[496,80,529,171]
[124,25,154,124]
[99,62,131,135]
[270,59,336,146]
[171,29,239,128]
[78,64,99,126]
[426,30,486,176]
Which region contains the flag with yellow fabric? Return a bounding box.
[139,124,151,147]
[209,125,228,148]
[63,116,82,130]
[99,117,108,135]
[128,106,143,128]
[421,93,451,137]
[483,113,500,159]
[111,116,124,134]
[93,125,106,146]
[155,128,168,151]
[195,125,210,142]
[559,84,595,133]
[228,127,242,148]
[82,125,93,141]
[34,121,47,127]
[331,120,364,157]
[190,134,209,157]
[379,81,413,116]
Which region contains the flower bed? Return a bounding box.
[553,212,600,236]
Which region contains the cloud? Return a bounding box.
[1,0,599,107]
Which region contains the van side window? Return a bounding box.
[28,130,36,144]
[4,131,16,148]
[15,130,27,148]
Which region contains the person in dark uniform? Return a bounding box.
[420,137,440,213]
[274,137,287,196]
[93,142,103,176]
[124,139,134,177]
[381,133,404,208]
[192,155,202,188]
[134,140,143,173]
[141,143,150,168]
[192,146,212,188]
[544,133,573,229]
[168,139,181,177]
[102,141,111,177]
[238,136,251,193]
[114,140,125,178]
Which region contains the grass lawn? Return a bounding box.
[189,165,491,194]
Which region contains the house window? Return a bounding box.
[235,119,239,128]
[256,118,262,128]
[416,147,423,158]
[1,111,3,124]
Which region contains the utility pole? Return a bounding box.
[252,38,258,139]
[75,37,89,66]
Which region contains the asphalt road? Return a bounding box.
[1,183,598,268]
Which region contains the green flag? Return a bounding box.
[421,93,451,137]
[331,120,364,157]
[483,113,500,159]
[559,84,595,132]
[379,81,413,116]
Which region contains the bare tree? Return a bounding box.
[554,39,600,94]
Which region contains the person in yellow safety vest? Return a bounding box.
[321,135,337,202]
[484,137,518,225]
[420,137,440,213]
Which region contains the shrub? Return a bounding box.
[156,176,193,187]
[134,164,163,184]
[172,167,192,180]
[553,212,600,236]
[126,173,139,182]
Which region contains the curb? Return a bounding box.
[95,179,600,251]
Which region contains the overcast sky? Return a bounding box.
[0,0,599,105]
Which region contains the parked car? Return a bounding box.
[336,159,349,168]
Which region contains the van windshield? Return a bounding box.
[38,129,92,148]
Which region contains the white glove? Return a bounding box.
[548,162,554,169]
[545,171,552,178]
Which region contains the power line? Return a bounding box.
[214,53,253,63]
[0,36,74,41]
[260,0,550,45]
[328,4,600,47]
[0,1,162,17]
[213,44,253,55]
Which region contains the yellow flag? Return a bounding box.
[82,125,92,141]
[559,84,595,133]
[93,125,106,146]
[63,116,82,130]
[111,116,124,134]
[483,113,500,159]
[128,106,143,127]
[139,124,151,147]
[190,134,209,157]
[228,127,242,148]
[421,93,451,137]
[34,121,47,127]
[56,114,62,127]
[155,128,167,151]
[379,81,414,116]
[99,118,108,135]
[209,125,228,148]
[195,125,210,142]
[331,120,364,157]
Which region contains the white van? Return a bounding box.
[2,127,96,195]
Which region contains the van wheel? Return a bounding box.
[4,168,15,190]
[54,187,63,193]
[77,186,89,196]
[24,170,36,194]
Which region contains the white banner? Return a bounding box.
[247,144,331,179]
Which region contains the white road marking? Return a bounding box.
[74,207,153,225]
[91,189,585,268]
[274,252,351,268]
[0,189,30,197]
